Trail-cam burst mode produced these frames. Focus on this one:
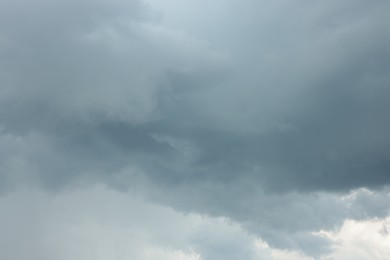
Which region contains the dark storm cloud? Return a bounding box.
[0,0,229,190]
[1,0,390,257]
[151,0,390,192]
[2,0,389,191]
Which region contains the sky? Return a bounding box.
[0,0,390,259]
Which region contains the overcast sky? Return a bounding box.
[1,0,390,259]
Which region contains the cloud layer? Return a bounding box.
[1,186,390,260]
[1,0,390,258]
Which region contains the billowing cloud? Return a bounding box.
[1,0,390,258]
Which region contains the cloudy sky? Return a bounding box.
[1,0,390,259]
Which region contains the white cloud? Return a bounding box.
[317,218,390,260]
[144,248,201,260]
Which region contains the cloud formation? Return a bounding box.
[1,0,390,258]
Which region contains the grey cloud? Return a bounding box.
[147,182,390,256]
[0,187,312,260]
[153,0,390,191]
[2,0,389,191]
[1,0,390,258]
[0,0,228,187]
